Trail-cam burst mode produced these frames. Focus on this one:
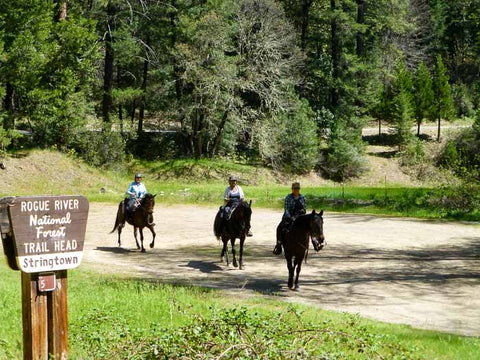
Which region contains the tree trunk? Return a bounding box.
[3,83,15,129]
[437,114,441,142]
[417,120,420,136]
[170,0,188,151]
[300,0,313,53]
[193,109,204,158]
[102,2,116,126]
[138,35,150,135]
[378,119,381,135]
[209,111,229,158]
[117,66,123,132]
[131,100,136,124]
[330,0,340,108]
[356,0,365,57]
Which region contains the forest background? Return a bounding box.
[0,0,479,190]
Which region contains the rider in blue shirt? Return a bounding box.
[126,173,147,213]
[273,182,306,255]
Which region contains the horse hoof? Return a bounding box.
[141,248,146,253]
[239,264,244,270]
[149,243,154,249]
[233,261,238,268]
[294,285,299,291]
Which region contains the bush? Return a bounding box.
[256,99,319,174]
[452,82,474,118]
[72,130,125,168]
[321,117,366,181]
[438,111,480,179]
[322,136,367,181]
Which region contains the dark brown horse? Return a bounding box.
[282,210,325,290]
[110,193,156,252]
[214,200,252,269]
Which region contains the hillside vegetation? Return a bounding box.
[1,148,479,221]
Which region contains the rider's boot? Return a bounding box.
[273,225,283,255]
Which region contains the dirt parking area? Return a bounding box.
[84,203,480,337]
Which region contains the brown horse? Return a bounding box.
[214,200,252,269]
[110,193,156,252]
[282,210,325,290]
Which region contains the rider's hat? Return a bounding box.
[292,182,301,189]
[135,173,143,179]
[228,175,238,182]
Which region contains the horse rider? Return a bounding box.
[125,173,147,216]
[273,182,306,255]
[216,175,253,238]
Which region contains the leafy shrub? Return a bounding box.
[72,130,125,168]
[399,139,424,166]
[452,82,474,118]
[71,305,419,359]
[321,117,366,181]
[256,99,319,174]
[438,111,480,179]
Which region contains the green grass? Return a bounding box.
[3,150,480,221]
[0,262,478,359]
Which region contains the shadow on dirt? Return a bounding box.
[96,246,135,254]
[93,238,480,304]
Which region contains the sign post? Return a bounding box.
[1,195,88,360]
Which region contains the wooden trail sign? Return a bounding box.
[0,195,89,360]
[6,196,88,272]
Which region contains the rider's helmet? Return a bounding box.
[292,182,300,189]
[135,173,142,180]
[228,175,238,182]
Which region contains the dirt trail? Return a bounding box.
[84,203,480,337]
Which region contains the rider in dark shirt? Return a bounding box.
[273,182,306,255]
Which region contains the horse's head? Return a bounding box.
[309,210,325,251]
[141,193,156,214]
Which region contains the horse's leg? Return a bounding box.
[117,222,124,247]
[286,253,294,289]
[231,238,238,268]
[239,235,245,270]
[139,228,145,253]
[133,227,140,250]
[294,256,304,290]
[148,225,156,248]
[221,236,229,266]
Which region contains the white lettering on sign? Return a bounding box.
[54,199,79,211]
[35,226,67,239]
[29,212,72,227]
[54,239,77,251]
[24,242,50,254]
[20,200,50,212]
[18,252,83,272]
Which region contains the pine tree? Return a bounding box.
[413,61,435,136]
[392,62,415,150]
[433,54,454,141]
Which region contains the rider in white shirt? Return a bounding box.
[216,175,252,237]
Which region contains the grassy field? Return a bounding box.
[0,263,479,359]
[3,149,478,221]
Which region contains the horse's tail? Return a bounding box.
[110,202,124,234]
